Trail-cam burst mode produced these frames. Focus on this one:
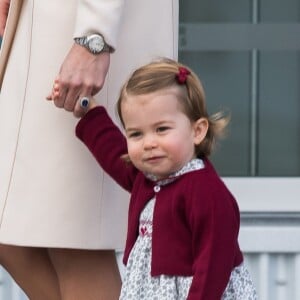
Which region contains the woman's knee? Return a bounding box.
[48,248,118,272]
[0,244,24,265]
[0,245,54,273]
[48,249,121,299]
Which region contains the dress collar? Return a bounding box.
[145,158,205,187]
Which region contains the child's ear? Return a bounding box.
[193,118,209,145]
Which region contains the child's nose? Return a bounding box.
[143,134,157,149]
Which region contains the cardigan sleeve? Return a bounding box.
[73,0,124,50]
[186,177,243,300]
[76,106,138,192]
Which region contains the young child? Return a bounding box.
[52,58,257,299]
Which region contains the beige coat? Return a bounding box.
[0,0,178,249]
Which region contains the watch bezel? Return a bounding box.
[86,34,105,54]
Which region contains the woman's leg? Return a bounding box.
[0,244,61,300]
[48,248,122,300]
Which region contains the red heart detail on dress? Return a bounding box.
[140,226,147,236]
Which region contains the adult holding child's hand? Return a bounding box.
[0,0,178,299]
[47,44,110,113]
[49,77,98,119]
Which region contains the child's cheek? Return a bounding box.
[127,142,139,163]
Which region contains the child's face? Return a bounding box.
[121,87,208,179]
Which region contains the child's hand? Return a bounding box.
[46,76,60,102]
[47,77,98,118]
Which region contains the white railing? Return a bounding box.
[243,253,300,300]
[239,211,300,300]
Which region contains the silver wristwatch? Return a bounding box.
[74,33,111,54]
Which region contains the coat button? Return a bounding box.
[154,185,161,193]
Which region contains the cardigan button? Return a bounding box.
[154,185,161,193]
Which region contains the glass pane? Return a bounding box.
[179,0,300,177]
[260,0,300,22]
[179,0,251,23]
[258,51,300,176]
[179,51,251,176]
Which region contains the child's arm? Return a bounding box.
[48,80,138,191]
[186,183,242,300]
[75,105,138,192]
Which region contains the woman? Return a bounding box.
[0,0,178,298]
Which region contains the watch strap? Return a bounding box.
[74,36,87,46]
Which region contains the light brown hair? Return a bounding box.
[117,58,229,157]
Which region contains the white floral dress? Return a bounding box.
[119,159,257,300]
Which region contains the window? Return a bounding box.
[179,0,300,177]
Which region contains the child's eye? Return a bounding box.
[156,126,170,133]
[128,131,142,138]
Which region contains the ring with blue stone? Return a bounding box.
[80,97,90,109]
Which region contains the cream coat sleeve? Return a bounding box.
[73,0,124,49]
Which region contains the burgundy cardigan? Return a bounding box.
[76,107,243,300]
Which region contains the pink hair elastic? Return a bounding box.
[176,67,191,84]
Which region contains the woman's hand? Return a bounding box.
[0,0,10,36]
[48,77,98,118]
[46,43,109,115]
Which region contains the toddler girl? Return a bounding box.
[52,58,257,299]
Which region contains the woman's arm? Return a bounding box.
[0,0,10,36]
[73,0,124,49]
[46,0,124,114]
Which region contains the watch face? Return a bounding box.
[88,35,104,53]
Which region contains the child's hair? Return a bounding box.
[117,58,229,157]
